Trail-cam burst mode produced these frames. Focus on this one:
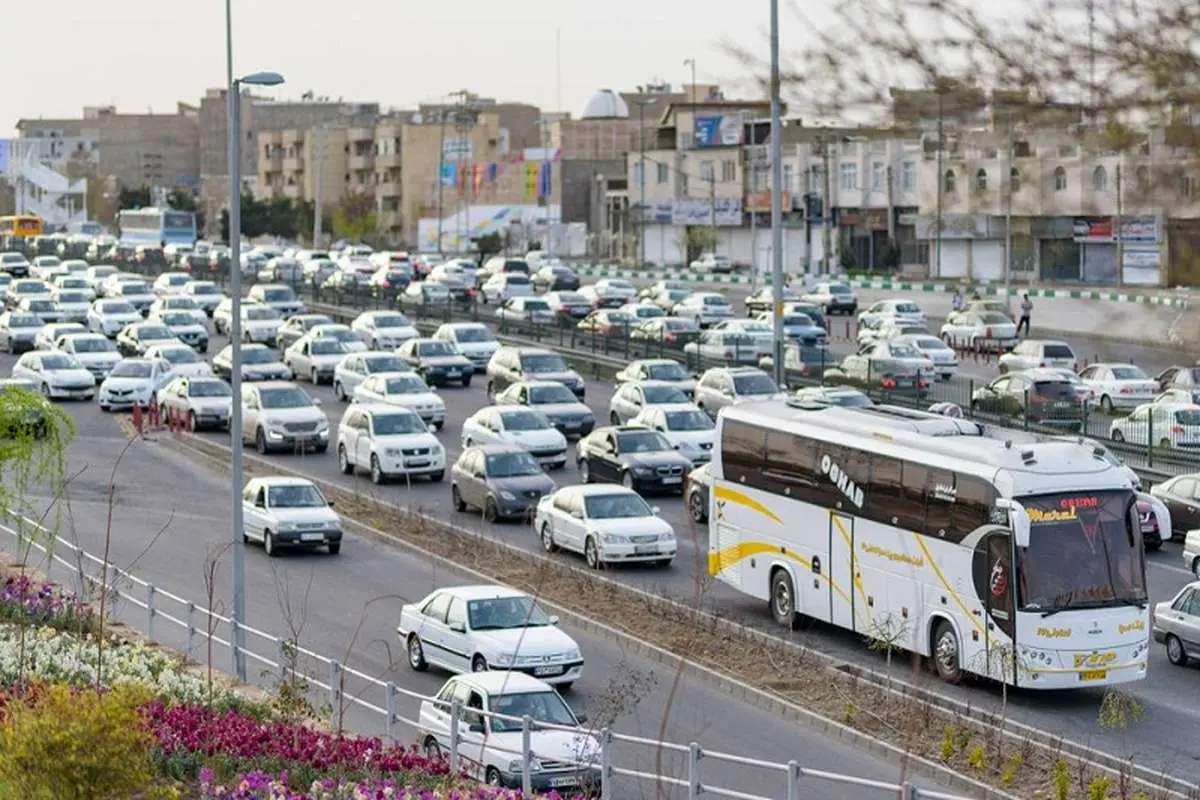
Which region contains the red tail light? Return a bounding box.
[881,378,897,388]
[1173,425,1184,435]
[985,326,993,338]
[917,379,930,389]
[665,333,677,342]
[1039,362,1046,367]
[724,352,734,360]
[1120,387,1134,394]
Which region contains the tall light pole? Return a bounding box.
[636,99,647,266]
[225,56,283,680]
[436,103,447,256]
[769,0,785,387]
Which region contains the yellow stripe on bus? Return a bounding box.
[912,535,986,636]
[714,485,783,525]
[830,515,870,623]
[706,541,855,608]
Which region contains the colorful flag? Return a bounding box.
[486,162,499,183]
[537,162,552,198]
[472,163,484,195]
[524,162,539,198]
[457,162,468,194]
[439,162,457,189]
[551,147,562,162]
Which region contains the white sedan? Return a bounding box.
[155,310,209,351]
[35,322,87,352]
[939,310,1018,351]
[57,333,120,380]
[350,310,419,350]
[629,404,715,465]
[607,380,693,425]
[894,334,958,380]
[331,350,411,401]
[12,351,96,400]
[399,585,583,687]
[534,485,676,569]
[1078,363,1159,413]
[284,335,350,385]
[148,296,208,326]
[97,358,174,410]
[461,406,568,469]
[156,376,233,432]
[857,299,925,326]
[351,371,446,429]
[86,299,142,338]
[144,343,214,378]
[1111,401,1200,449]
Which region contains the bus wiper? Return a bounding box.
[1041,606,1070,618]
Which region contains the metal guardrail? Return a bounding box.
[0,514,969,800]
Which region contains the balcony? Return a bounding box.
[281,129,305,146]
[283,184,302,200]
[375,152,401,169]
[376,180,401,198]
[378,209,403,231]
[283,156,305,171]
[348,127,374,143]
[348,154,374,170]
[262,153,283,171]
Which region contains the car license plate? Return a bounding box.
[564,422,580,430]
[300,533,324,542]
[445,369,459,376]
[1080,669,1106,681]
[406,459,430,468]
[534,665,565,677]
[548,777,577,788]
[662,476,682,484]
[634,545,659,555]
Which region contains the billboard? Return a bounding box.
[441,136,472,162]
[694,116,744,147]
[672,197,743,226]
[745,191,792,212]
[1074,216,1159,243]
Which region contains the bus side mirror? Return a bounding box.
[1137,492,1171,545]
[996,498,1030,548]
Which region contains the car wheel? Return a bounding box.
[541,522,558,553]
[1145,539,1162,551]
[1192,556,1200,580]
[334,381,347,401]
[1167,634,1189,666]
[471,654,489,673]
[311,367,320,385]
[1100,395,1114,414]
[370,454,385,485]
[688,490,707,523]
[485,767,503,788]
[40,383,51,399]
[609,411,620,425]
[263,530,277,557]
[579,460,591,483]
[486,382,496,402]
[932,621,963,684]
[1111,429,1125,443]
[428,470,444,483]
[433,420,444,431]
[187,411,198,433]
[407,635,428,671]
[1160,438,1173,450]
[337,445,353,474]
[621,471,635,490]
[422,736,440,759]
[255,428,268,455]
[451,485,467,512]
[584,536,602,570]
[483,497,499,523]
[327,542,341,555]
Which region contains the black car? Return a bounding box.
[531,265,581,293]
[276,314,336,351]
[576,426,693,494]
[970,370,1084,430]
[1150,475,1200,540]
[685,462,712,523]
[450,443,556,522]
[396,337,473,387]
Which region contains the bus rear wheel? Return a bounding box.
[770,569,801,631]
[931,621,963,684]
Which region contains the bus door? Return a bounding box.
[973,529,1016,683]
[829,512,856,630]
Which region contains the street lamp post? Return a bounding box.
[225,64,284,682]
[769,0,785,387]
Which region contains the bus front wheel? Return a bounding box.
[931,621,963,684]
[770,569,801,631]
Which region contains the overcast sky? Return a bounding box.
[0,0,835,134]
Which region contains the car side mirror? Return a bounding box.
[651,505,661,515]
[449,621,466,633]
[468,722,485,734]
[672,443,681,450]
[549,614,560,625]
[569,510,583,519]
[575,712,588,724]
[312,397,323,406]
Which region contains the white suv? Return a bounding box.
[240,381,330,454]
[336,402,444,484]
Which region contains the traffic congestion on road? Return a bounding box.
[7,240,1200,784]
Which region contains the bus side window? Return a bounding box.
[923,467,955,540]
[762,431,819,500]
[719,419,765,485]
[873,456,925,532]
[950,475,996,540]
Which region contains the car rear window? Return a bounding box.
[1177,410,1200,426]
[1043,344,1074,358]
[977,312,1010,324]
[1032,381,1075,399]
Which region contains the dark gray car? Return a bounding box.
[450,443,556,522]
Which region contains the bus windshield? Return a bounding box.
[1015,490,1146,613]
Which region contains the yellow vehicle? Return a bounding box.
[0,215,44,239]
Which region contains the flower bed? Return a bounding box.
[0,573,96,634]
[199,769,571,799]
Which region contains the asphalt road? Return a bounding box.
[2,396,948,800]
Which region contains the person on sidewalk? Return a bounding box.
[951,288,964,311]
[1017,293,1033,336]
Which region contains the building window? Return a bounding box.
[943,169,956,194]
[975,169,988,191]
[1092,166,1108,191]
[901,161,916,192]
[633,162,643,187]
[1053,166,1067,191]
[871,161,884,191]
[1135,165,1150,191]
[1183,174,1195,201]
[722,159,736,182]
[700,161,715,182]
[679,172,688,195]
[656,163,669,184]
[839,163,858,191]
[1010,167,1021,192]
[782,164,794,193]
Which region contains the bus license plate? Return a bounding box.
[1080,669,1107,681]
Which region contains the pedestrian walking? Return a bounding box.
[951,288,964,311]
[1017,293,1033,336]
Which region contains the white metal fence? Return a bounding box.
[0,515,973,800]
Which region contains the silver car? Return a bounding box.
[1154,581,1200,666]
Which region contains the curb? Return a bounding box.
[160,432,1008,800]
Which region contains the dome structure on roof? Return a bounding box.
[581,89,630,120]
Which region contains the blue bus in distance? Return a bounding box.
[116,207,197,247]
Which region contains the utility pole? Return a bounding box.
[935,87,945,278]
[436,104,446,255]
[637,99,647,266]
[769,0,785,387]
[1004,110,1014,302]
[448,89,473,252]
[1115,163,1124,288]
[749,145,759,291]
[708,165,717,252]
[684,59,697,145]
[312,125,327,247]
[821,138,832,274]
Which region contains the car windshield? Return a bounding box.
[364,355,406,373]
[73,338,115,353]
[1032,381,1076,399]
[301,316,334,329]
[241,349,278,364]
[374,314,411,328]
[829,284,853,295]
[9,315,41,328]
[138,326,172,340]
[384,375,427,394]
[642,385,688,404]
[109,361,152,378]
[913,337,946,350]
[733,373,779,395]
[192,285,220,295]
[245,307,281,321]
[782,315,815,327]
[617,430,672,453]
[418,341,457,357]
[529,384,576,404]
[1043,344,1074,358]
[162,313,195,326]
[523,300,550,311]
[887,342,922,359]
[268,484,327,508]
[121,283,151,295]
[585,492,653,519]
[158,348,200,364]
[647,363,690,381]
[501,410,548,431]
[895,302,921,313]
[634,305,664,317]
[522,353,568,374]
[371,412,426,435]
[702,296,730,306]
[452,326,492,343]
[14,283,47,293]
[190,381,231,397]
[1111,366,1148,380]
[484,451,545,477]
[488,690,577,733]
[468,595,552,631]
[25,301,53,312]
[829,390,873,407]
[58,292,88,303]
[262,288,295,303]
[258,388,313,409]
[1016,490,1145,612]
[309,339,346,356]
[665,409,714,431]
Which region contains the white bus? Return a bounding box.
[709,400,1167,689]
